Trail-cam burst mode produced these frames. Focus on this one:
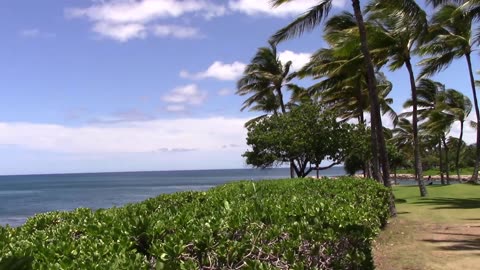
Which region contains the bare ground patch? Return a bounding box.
[374,220,480,270]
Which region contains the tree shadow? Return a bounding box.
[422,237,480,251]
[395,198,407,204]
[413,197,480,209]
[433,232,480,238]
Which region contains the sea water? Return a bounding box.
[0,167,346,227]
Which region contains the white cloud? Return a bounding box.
[278,50,311,71]
[229,0,347,17]
[152,25,200,39]
[67,0,224,41]
[165,104,186,112]
[67,0,226,24]
[0,117,248,154]
[180,61,246,81]
[93,22,146,42]
[162,84,207,105]
[19,28,55,38]
[218,88,233,96]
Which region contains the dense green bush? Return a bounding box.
[0,177,389,269]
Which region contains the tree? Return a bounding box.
[418,3,480,182]
[367,0,429,196]
[243,104,353,178]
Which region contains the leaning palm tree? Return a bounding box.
[418,3,480,182]
[367,0,429,196]
[269,0,391,194]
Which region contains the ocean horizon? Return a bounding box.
[0,167,346,227]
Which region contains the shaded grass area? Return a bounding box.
[374,184,480,270]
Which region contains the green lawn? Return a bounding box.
[393,183,480,222]
[374,184,480,270]
[396,167,475,176]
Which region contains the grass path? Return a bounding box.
[374,184,480,270]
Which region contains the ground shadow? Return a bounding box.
[422,237,480,251]
[413,197,480,209]
[397,211,410,215]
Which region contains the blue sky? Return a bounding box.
[0,0,478,175]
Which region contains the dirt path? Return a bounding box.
[374,219,480,269]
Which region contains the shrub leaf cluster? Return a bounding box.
[0,177,389,269]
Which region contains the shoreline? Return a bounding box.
[389,173,472,182]
[345,173,473,182]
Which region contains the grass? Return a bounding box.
[374,184,480,270]
[396,167,475,176]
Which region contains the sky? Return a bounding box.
[0,0,478,175]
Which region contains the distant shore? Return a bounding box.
[390,173,472,182]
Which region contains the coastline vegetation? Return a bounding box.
[0,178,389,269]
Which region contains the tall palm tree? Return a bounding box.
[269,0,392,195]
[367,0,428,196]
[418,3,480,182]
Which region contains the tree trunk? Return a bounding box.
[290,161,295,178]
[466,53,480,183]
[351,0,396,216]
[442,136,450,185]
[456,120,464,182]
[394,166,397,185]
[439,141,445,185]
[405,59,427,197]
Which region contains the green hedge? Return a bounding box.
[0,177,390,269]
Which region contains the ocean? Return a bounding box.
[0,167,346,227]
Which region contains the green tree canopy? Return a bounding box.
[243,103,353,177]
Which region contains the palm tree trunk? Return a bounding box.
[465,53,480,183]
[442,135,450,185]
[276,87,286,114]
[405,59,427,197]
[439,141,445,185]
[277,86,295,178]
[351,0,396,216]
[456,120,464,181]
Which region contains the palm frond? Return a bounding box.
[270,0,332,44]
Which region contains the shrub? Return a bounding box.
[0,177,389,269]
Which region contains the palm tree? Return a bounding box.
[237,41,295,115]
[237,41,299,178]
[269,0,392,194]
[443,89,472,180]
[403,79,446,183]
[423,108,455,184]
[367,0,428,196]
[418,3,480,182]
